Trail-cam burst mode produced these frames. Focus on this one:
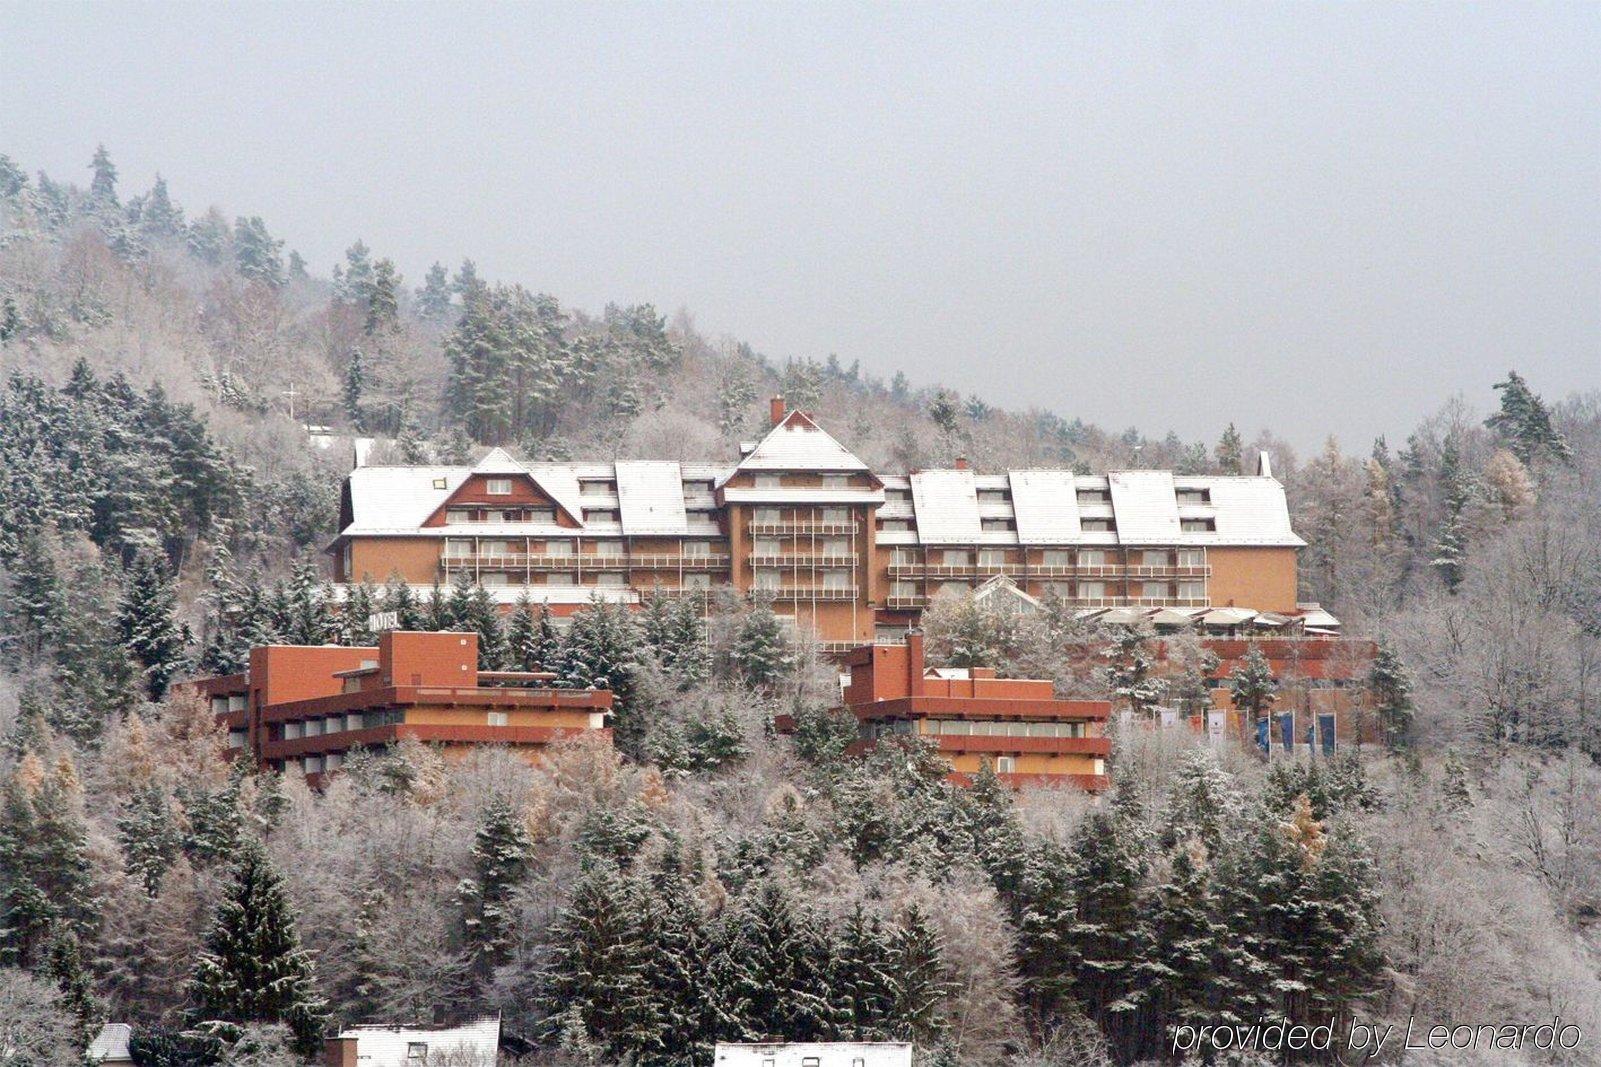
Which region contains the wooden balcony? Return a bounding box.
[749,521,859,536]
[756,586,859,602]
[885,595,928,610]
[442,553,729,572]
[751,554,857,568]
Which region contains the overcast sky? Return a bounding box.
[5,1,1598,450]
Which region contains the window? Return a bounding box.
[981,518,1013,532]
[754,539,782,557]
[1042,549,1072,566]
[891,581,917,598]
[547,540,574,556]
[1176,487,1212,505]
[584,510,618,524]
[444,539,472,559]
[995,756,1016,773]
[406,1044,428,1065]
[211,696,229,715]
[1177,547,1205,568]
[344,714,363,732]
[821,507,849,523]
[977,489,1008,503]
[580,480,612,497]
[1141,549,1171,567]
[755,569,781,591]
[1044,581,1072,598]
[482,540,511,557]
[755,474,782,489]
[482,572,508,587]
[754,507,781,523]
[303,755,325,774]
[486,477,512,495]
[1078,548,1107,566]
[227,728,248,749]
[937,581,968,596]
[1077,488,1111,504]
[595,573,626,587]
[683,540,711,557]
[547,572,576,585]
[1082,518,1116,533]
[823,570,852,591]
[446,509,471,524]
[487,711,509,727]
[1181,518,1217,533]
[1141,581,1171,599]
[892,549,918,566]
[1080,580,1107,598]
[304,717,324,737]
[978,548,1006,568]
[529,508,556,523]
[880,519,911,532]
[886,489,912,503]
[684,573,712,589]
[822,474,848,489]
[802,1059,821,1067]
[326,752,344,770]
[823,538,850,558]
[593,540,623,558]
[284,721,303,740]
[943,549,971,566]
[1178,579,1206,601]
[432,477,448,490]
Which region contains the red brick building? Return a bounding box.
[841,632,1112,790]
[188,631,612,777]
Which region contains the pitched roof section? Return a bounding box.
[614,461,689,535]
[910,469,981,543]
[1108,471,1181,543]
[1008,470,1082,543]
[346,466,468,531]
[719,410,872,485]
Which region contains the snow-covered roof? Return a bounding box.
[909,469,980,543]
[89,1023,133,1063]
[337,1017,499,1067]
[615,461,689,535]
[719,410,871,485]
[1008,470,1081,543]
[1108,471,1181,544]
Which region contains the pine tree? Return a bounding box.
[731,601,793,690]
[1062,806,1155,1056]
[46,926,105,1052]
[1228,646,1277,728]
[232,217,284,287]
[342,347,366,429]
[336,241,375,304]
[118,553,188,701]
[1486,370,1571,465]
[282,561,336,645]
[1215,423,1244,473]
[713,881,836,1042]
[643,841,716,1064]
[187,836,329,1056]
[137,174,184,237]
[458,580,508,669]
[382,572,425,631]
[88,144,118,208]
[832,905,895,1040]
[3,533,64,661]
[1159,748,1244,856]
[118,781,182,897]
[556,598,643,746]
[416,263,453,320]
[506,593,559,671]
[1151,843,1251,1035]
[884,904,950,1047]
[1101,625,1167,718]
[177,776,244,868]
[0,756,98,969]
[365,259,401,334]
[541,862,660,1060]
[716,362,758,438]
[1367,641,1414,752]
[1430,435,1474,594]
[459,798,531,979]
[339,578,380,646]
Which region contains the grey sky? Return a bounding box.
[5,1,1598,451]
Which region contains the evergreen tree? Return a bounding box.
[342,347,366,429]
[0,757,98,968]
[642,842,716,1064]
[928,388,961,440]
[177,776,244,868]
[282,561,336,645]
[88,144,118,208]
[335,241,375,304]
[730,601,793,690]
[118,781,182,897]
[416,262,454,320]
[117,553,188,701]
[716,362,758,438]
[1151,843,1251,1037]
[1159,748,1244,856]
[137,174,184,237]
[458,580,508,669]
[1100,625,1167,717]
[286,250,308,280]
[364,259,401,334]
[3,533,64,660]
[556,598,643,746]
[339,578,380,646]
[1486,370,1572,465]
[187,836,329,1056]
[713,881,836,1042]
[542,862,660,1060]
[232,217,284,288]
[507,593,559,671]
[381,572,425,631]
[832,905,895,1040]
[46,926,105,1052]
[1367,641,1414,752]
[459,798,531,979]
[1440,749,1471,812]
[1215,423,1244,473]
[1228,646,1277,728]
[884,905,950,1047]
[1062,806,1155,1056]
[1430,435,1473,594]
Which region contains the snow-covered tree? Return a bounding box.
[459,797,531,979]
[730,600,792,691]
[1486,370,1571,465]
[117,553,189,701]
[1227,646,1277,726]
[1100,625,1167,717]
[713,881,836,1042]
[117,781,181,897]
[1367,641,1414,752]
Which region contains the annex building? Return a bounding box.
[329,397,1326,649]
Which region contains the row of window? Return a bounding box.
[889,547,1207,568]
[277,709,522,744]
[444,539,721,558]
[754,569,853,591]
[751,474,854,489]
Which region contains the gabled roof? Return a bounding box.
[910,469,981,543]
[1008,470,1082,543]
[973,573,1043,613]
[615,461,689,535]
[717,410,873,486]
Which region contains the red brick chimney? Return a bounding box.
[906,630,926,697]
[769,395,786,426]
[954,456,970,470]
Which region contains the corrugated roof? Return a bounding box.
[615,461,689,535]
[910,469,981,543]
[1108,471,1181,543]
[1009,470,1082,543]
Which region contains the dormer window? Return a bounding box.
[584,509,619,524]
[1082,518,1116,533]
[1176,487,1212,505]
[1077,489,1111,505]
[486,478,512,495]
[1181,517,1217,533]
[755,474,782,489]
[822,475,848,489]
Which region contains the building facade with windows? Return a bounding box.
[187,631,611,778]
[839,632,1112,789]
[329,397,1315,648]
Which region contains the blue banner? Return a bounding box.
[1279,713,1295,752]
[1256,717,1270,754]
[1318,714,1337,755]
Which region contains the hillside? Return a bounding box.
[1,148,1600,1064]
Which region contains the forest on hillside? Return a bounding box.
[0,148,1598,1066]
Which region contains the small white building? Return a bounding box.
[327,1016,499,1067]
[88,1023,134,1065]
[714,1042,914,1067]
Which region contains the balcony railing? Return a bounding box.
[750,554,857,568]
[885,595,927,610]
[442,553,729,572]
[749,521,859,536]
[755,586,859,602]
[627,554,731,570]
[887,562,1209,579]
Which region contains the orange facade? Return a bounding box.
[186,631,612,778]
[840,633,1113,790]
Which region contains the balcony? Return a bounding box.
[749,520,859,536]
[442,553,728,572]
[755,585,859,602]
[627,554,731,570]
[884,595,927,610]
[750,554,857,568]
